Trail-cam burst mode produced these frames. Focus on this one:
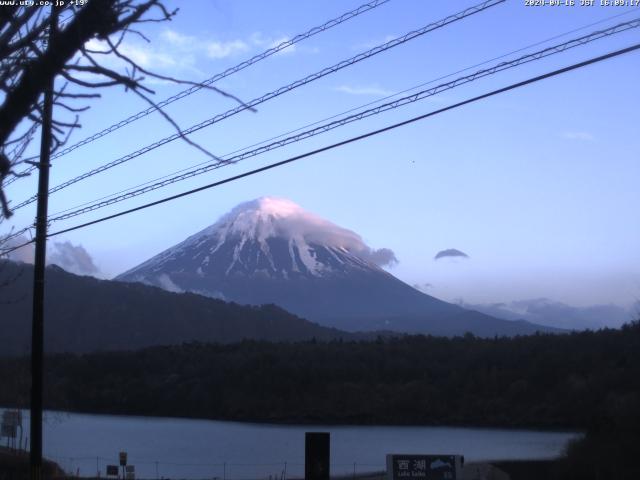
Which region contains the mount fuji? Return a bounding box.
[117,197,557,336]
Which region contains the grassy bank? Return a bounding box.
[0,447,65,480]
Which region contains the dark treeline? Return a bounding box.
[1,323,639,430]
[2,324,640,478]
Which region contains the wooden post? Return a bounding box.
[305,432,330,480]
[30,6,56,480]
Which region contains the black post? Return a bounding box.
[305,432,330,480]
[30,7,56,480]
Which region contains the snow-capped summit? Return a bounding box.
[117,197,544,336]
[202,197,384,256]
[120,197,397,286]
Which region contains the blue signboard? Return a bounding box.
[386,454,463,480]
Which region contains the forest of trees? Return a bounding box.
[1,323,639,429]
[1,322,639,478]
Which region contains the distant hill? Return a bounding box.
[0,260,354,356]
[117,197,559,337]
[458,298,636,331]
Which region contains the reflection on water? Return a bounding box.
[6,409,580,479]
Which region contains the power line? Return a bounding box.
[143,7,640,165]
[44,18,640,223]
[9,0,505,211]
[6,6,636,191]
[2,41,634,257]
[4,0,393,184]
[0,225,34,246]
[49,7,638,219]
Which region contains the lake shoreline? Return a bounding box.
[0,447,561,480]
[1,409,579,479]
[3,405,584,435]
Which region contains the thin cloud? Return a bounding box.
[413,282,434,292]
[334,85,395,96]
[206,39,250,59]
[161,29,304,62]
[162,28,250,60]
[2,236,101,277]
[83,38,196,76]
[161,29,196,47]
[269,37,297,54]
[48,241,100,277]
[352,34,396,51]
[254,32,320,55]
[357,247,398,268]
[250,32,298,55]
[85,29,258,78]
[84,27,308,79]
[434,248,469,261]
[562,131,594,141]
[2,235,33,264]
[460,298,634,330]
[119,42,178,69]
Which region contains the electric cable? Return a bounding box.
[44,18,640,222]
[3,0,392,183]
[9,0,505,210]
[3,41,636,256]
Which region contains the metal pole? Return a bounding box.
[30,6,56,480]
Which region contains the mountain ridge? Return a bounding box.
[0,260,360,356]
[116,197,561,337]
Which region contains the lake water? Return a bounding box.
[4,409,580,479]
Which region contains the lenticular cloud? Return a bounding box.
[434,248,469,261]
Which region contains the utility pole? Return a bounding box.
[30,6,56,480]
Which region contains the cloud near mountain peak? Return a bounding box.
[213,197,398,268]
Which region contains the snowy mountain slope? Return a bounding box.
[117,197,558,336]
[120,197,393,283]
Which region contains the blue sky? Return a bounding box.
[3,0,640,308]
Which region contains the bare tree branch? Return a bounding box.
[0,0,244,221]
